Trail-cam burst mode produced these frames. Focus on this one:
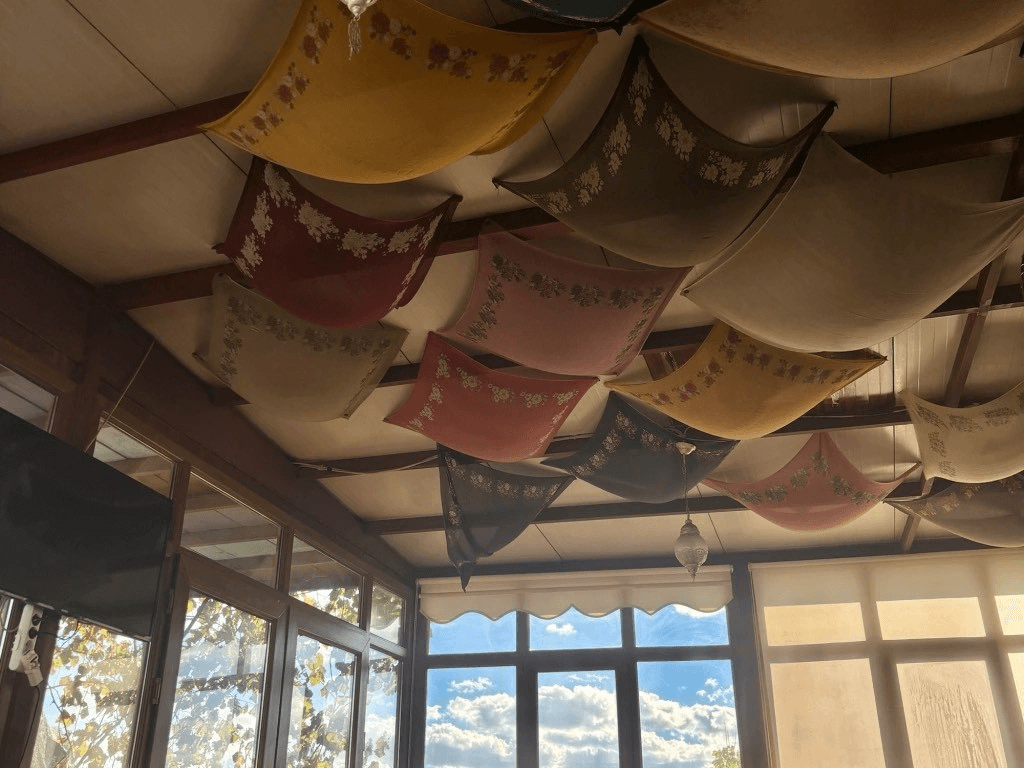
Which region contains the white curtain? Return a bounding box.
[684,136,1024,353]
[418,565,733,622]
[751,551,1024,768]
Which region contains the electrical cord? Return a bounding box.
[85,338,156,454]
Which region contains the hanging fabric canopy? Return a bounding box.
[218,158,460,328]
[498,0,659,26]
[903,385,1024,483]
[198,275,406,421]
[639,0,1024,79]
[497,37,834,268]
[683,135,1024,352]
[384,333,596,461]
[704,432,916,531]
[203,0,596,183]
[440,446,574,587]
[893,474,1024,548]
[542,392,736,502]
[607,323,884,440]
[419,564,734,622]
[444,231,686,375]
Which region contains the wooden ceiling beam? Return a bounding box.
[0,93,247,185]
[296,405,912,479]
[365,479,923,535]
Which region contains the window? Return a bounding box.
[93,422,176,497]
[0,362,55,430]
[289,536,362,624]
[752,551,1024,768]
[421,604,739,768]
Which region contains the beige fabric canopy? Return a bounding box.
[198,275,406,421]
[607,323,884,440]
[684,136,1024,353]
[903,385,1024,482]
[640,0,1024,79]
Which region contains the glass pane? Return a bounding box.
[182,474,280,586]
[288,635,357,768]
[635,605,729,647]
[877,597,986,640]
[31,617,146,768]
[370,585,404,644]
[363,650,401,768]
[763,603,866,646]
[638,660,738,768]
[425,666,516,768]
[530,608,621,650]
[770,659,885,768]
[1009,653,1024,724]
[93,423,176,497]
[166,592,270,768]
[289,536,361,624]
[0,363,55,430]
[429,612,516,655]
[898,661,1008,768]
[539,670,618,767]
[996,595,1024,635]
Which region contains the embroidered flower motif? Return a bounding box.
[341,229,385,259]
[655,106,697,161]
[574,162,603,205]
[420,213,444,252]
[627,59,653,124]
[569,285,605,308]
[748,154,787,188]
[263,165,296,206]
[528,274,565,298]
[420,404,435,421]
[739,491,763,505]
[851,490,877,505]
[493,254,526,282]
[297,201,340,242]
[983,407,1016,428]
[811,451,830,476]
[765,485,789,503]
[831,476,853,497]
[457,368,481,390]
[489,384,513,403]
[607,289,641,309]
[387,225,424,254]
[915,406,946,429]
[436,353,450,379]
[603,116,631,176]
[701,151,746,186]
[251,192,273,241]
[389,255,425,312]
[789,467,810,488]
[640,431,665,451]
[531,190,572,215]
[369,12,416,59]
[302,4,334,63]
[238,233,262,277]
[949,414,982,432]
[250,102,284,136]
[939,460,957,477]
[427,41,476,78]
[928,432,947,457]
[521,392,548,408]
[554,391,576,406]
[229,124,260,147]
[487,53,534,83]
[429,384,443,403]
[528,48,573,96]
[275,62,310,109]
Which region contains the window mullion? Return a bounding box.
[517,612,538,768]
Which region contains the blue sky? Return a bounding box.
[424,607,737,768]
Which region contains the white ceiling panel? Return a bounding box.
[711,504,899,553]
[323,467,443,520]
[537,512,722,560]
[384,525,561,567]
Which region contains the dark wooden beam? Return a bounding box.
[180,523,280,548]
[106,455,173,477]
[364,480,921,535]
[0,93,247,185]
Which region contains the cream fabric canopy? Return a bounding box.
[684,136,1024,353]
[419,565,733,622]
[640,0,1024,79]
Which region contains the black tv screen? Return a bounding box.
[0,409,172,639]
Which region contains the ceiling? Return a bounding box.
[4,0,1024,571]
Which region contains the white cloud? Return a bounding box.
[544,622,577,637]
[449,693,516,730]
[672,605,718,619]
[426,704,442,720]
[448,676,493,693]
[426,721,515,768]
[696,678,734,705]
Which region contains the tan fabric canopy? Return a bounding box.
[607,323,884,440]
[684,136,1024,352]
[903,385,1024,482]
[204,0,595,183]
[640,0,1024,79]
[419,565,733,622]
[198,275,406,421]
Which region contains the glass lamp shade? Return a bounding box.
[674,518,708,580]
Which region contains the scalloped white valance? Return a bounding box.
[418,565,733,623]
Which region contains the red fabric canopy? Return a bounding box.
[385,333,596,461]
[218,158,460,328]
[704,432,916,531]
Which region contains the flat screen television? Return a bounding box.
[0,408,172,639]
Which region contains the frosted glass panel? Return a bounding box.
[877,598,986,640]
[898,661,1007,768]
[996,595,1024,635]
[770,659,885,768]
[764,603,865,646]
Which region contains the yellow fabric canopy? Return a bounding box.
[204,0,595,183]
[640,0,1024,79]
[607,323,884,440]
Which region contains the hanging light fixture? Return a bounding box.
[672,458,707,579]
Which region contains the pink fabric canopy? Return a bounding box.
[445,232,686,375]
[384,333,596,461]
[704,432,916,531]
[217,158,460,328]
